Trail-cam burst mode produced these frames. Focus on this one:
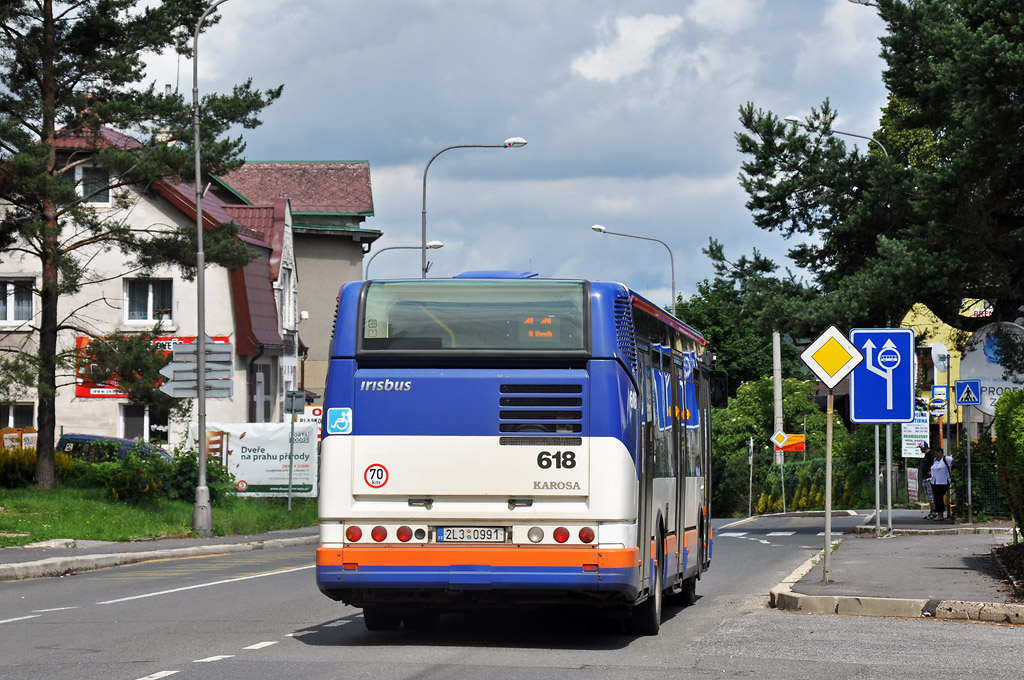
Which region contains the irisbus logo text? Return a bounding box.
[360,379,412,392]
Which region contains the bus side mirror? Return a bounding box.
[709,371,728,409]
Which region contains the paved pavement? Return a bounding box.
[770,508,1024,625]
[3,512,1022,626]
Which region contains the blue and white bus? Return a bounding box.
[316,273,726,634]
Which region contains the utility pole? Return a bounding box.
[773,331,785,512]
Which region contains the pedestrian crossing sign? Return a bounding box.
[955,379,981,406]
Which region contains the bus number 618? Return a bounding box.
[537,450,576,469]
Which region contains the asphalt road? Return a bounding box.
[2,515,1023,680]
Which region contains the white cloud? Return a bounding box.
[571,14,684,83]
[795,2,884,78]
[685,0,765,35]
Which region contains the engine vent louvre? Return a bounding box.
[614,293,638,376]
[498,384,585,440]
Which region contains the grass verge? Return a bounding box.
[0,486,318,547]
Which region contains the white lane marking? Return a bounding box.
[0,615,41,624]
[718,532,748,537]
[286,631,317,637]
[766,531,795,536]
[96,565,313,605]
[135,672,179,680]
[193,655,234,663]
[718,517,758,530]
[322,620,349,627]
[243,641,278,650]
[32,606,79,613]
[816,532,844,536]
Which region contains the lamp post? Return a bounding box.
[365,241,444,279]
[192,0,229,537]
[784,115,889,158]
[421,137,526,278]
[591,224,676,312]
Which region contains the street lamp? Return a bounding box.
[365,241,444,279]
[191,0,230,538]
[421,137,527,278]
[591,224,676,312]
[784,115,889,158]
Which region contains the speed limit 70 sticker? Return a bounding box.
[364,464,389,488]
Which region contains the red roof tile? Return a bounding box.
[53,127,143,152]
[216,162,373,215]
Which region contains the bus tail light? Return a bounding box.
[579,527,595,543]
[345,526,362,542]
[396,526,413,542]
[553,527,569,543]
[371,526,387,542]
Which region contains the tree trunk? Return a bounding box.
[33,0,58,491]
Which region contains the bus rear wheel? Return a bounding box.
[363,606,401,631]
[626,544,662,636]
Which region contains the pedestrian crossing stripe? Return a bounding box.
[718,532,747,537]
[766,531,795,536]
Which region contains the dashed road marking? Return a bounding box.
[243,641,278,650]
[193,655,234,663]
[0,615,41,625]
[135,672,179,679]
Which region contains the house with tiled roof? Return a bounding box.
[0,127,301,447]
[212,161,380,400]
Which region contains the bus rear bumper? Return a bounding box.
[316,545,640,599]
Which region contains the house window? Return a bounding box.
[0,403,33,428]
[0,280,33,322]
[121,404,169,442]
[81,166,110,204]
[125,278,172,322]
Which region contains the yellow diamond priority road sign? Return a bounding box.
[800,325,864,389]
[771,430,789,448]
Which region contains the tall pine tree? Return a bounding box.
[0,1,282,488]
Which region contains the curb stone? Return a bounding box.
[0,535,318,582]
[769,543,1024,625]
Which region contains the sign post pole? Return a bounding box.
[874,425,880,537]
[886,423,893,534]
[799,326,863,584]
[954,379,981,524]
[284,391,306,512]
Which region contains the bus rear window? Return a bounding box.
[359,280,586,351]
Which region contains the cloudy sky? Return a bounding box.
[146,0,887,306]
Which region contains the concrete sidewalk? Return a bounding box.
[0,526,319,581]
[770,509,1024,625]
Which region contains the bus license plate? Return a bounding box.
[436,527,505,543]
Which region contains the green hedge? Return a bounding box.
[994,389,1024,526]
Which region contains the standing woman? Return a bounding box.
[927,446,955,521]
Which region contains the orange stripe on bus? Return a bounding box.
[665,533,678,556]
[317,545,640,569]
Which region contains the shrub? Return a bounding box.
[0,448,73,487]
[104,449,168,504]
[158,450,235,504]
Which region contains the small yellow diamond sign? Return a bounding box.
[771,431,789,448]
[800,325,864,389]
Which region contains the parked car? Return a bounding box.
[56,434,171,463]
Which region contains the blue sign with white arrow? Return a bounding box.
[849,328,916,423]
[955,379,981,406]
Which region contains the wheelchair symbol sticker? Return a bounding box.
[326,407,353,435]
